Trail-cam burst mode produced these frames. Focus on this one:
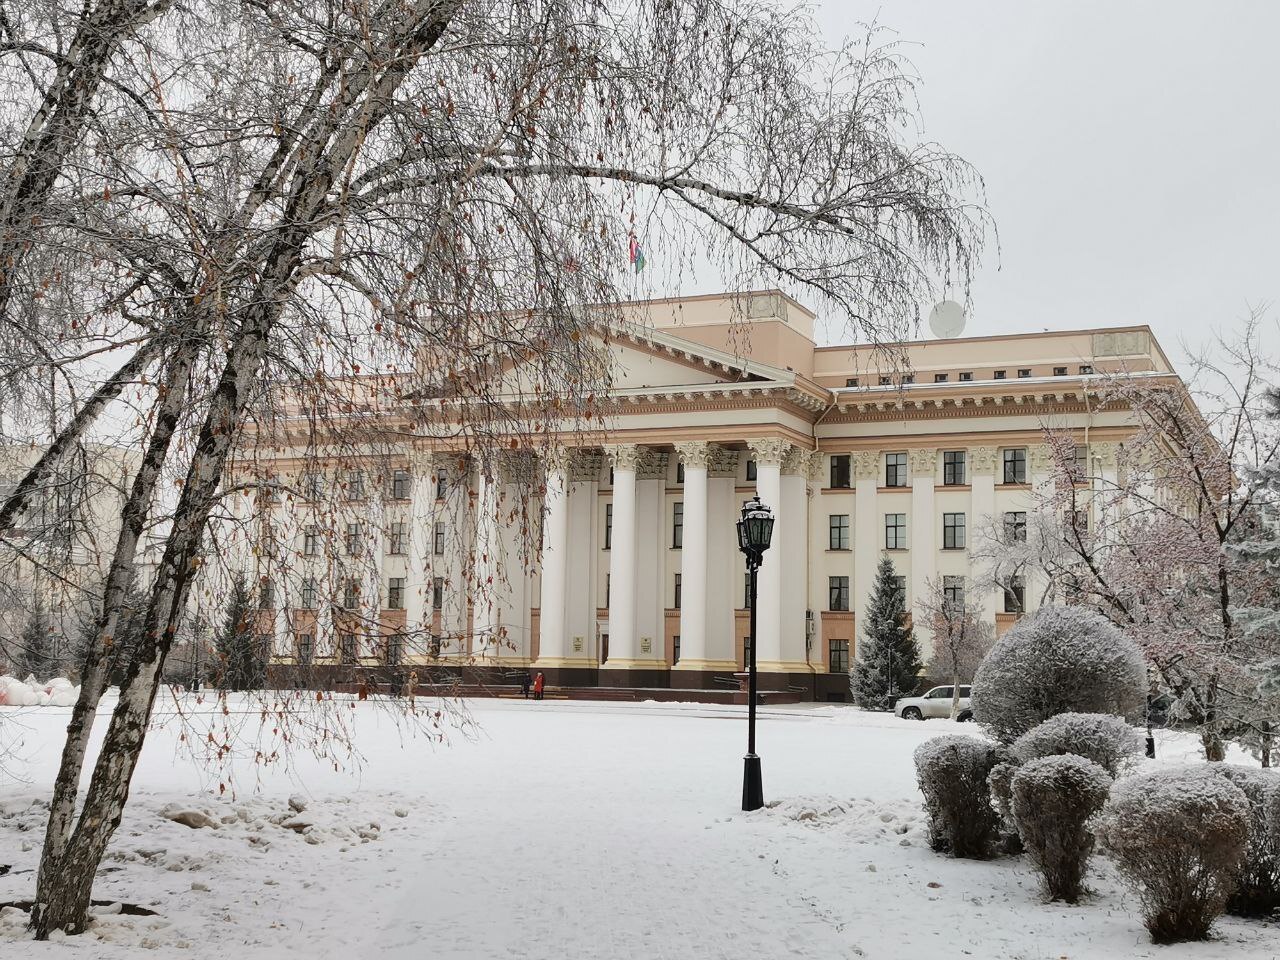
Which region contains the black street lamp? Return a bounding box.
[736,494,774,812]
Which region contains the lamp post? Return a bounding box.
[736,494,774,812]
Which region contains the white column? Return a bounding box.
[602,444,640,667]
[909,448,938,646]
[970,445,998,627]
[705,446,739,669]
[472,465,498,657]
[362,495,385,659]
[536,453,570,663]
[405,452,433,645]
[852,450,879,644]
[747,438,788,666]
[674,442,709,669]
[777,447,811,668]
[564,452,601,661]
[634,449,667,662]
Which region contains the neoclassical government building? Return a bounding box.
[250,290,1178,701]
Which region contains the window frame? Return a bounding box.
[390,469,411,500]
[942,512,966,550]
[1002,447,1028,485]
[387,576,405,610]
[673,572,682,609]
[884,452,907,488]
[828,639,850,674]
[885,512,907,550]
[942,450,966,486]
[828,513,850,551]
[828,575,850,612]
[1004,510,1028,543]
[943,575,965,609]
[672,501,683,549]
[433,521,446,556]
[829,453,851,489]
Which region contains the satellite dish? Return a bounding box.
[928,300,966,340]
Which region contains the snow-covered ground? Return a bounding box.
[2,695,1277,959]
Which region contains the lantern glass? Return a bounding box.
[744,514,773,551]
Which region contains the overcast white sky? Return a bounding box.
[765,2,1280,371]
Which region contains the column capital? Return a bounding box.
[674,441,711,470]
[409,449,439,475]
[1092,441,1120,469]
[604,443,641,471]
[781,445,814,477]
[570,449,605,482]
[747,437,789,466]
[909,448,937,475]
[970,445,998,474]
[853,450,879,480]
[1029,443,1054,474]
[543,447,573,475]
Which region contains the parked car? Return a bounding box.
[895,685,973,721]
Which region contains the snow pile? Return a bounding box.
[763,794,925,843]
[0,675,79,707]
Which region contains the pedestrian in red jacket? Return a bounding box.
[533,671,545,701]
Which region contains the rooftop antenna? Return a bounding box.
[928,300,966,340]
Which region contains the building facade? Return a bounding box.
[251,291,1180,700]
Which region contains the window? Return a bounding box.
[343,580,360,609]
[1071,444,1088,481]
[829,454,851,489]
[934,373,949,383]
[672,635,681,664]
[1004,511,1028,542]
[829,639,850,674]
[388,577,405,610]
[1004,576,1025,613]
[1053,366,1067,376]
[345,469,365,500]
[885,513,907,550]
[1017,368,1032,378]
[958,371,973,382]
[1079,364,1093,375]
[845,377,859,387]
[434,466,450,500]
[428,633,442,658]
[943,512,966,550]
[433,521,446,556]
[1002,447,1027,484]
[604,503,613,549]
[828,514,850,550]
[303,472,323,500]
[943,575,965,609]
[828,576,850,611]
[672,501,683,548]
[942,450,966,486]
[605,573,610,608]
[300,578,317,609]
[993,369,1007,380]
[742,635,753,667]
[388,521,408,555]
[884,452,907,487]
[891,575,907,605]
[1064,509,1089,536]
[431,577,443,608]
[676,462,685,484]
[903,374,915,385]
[345,522,362,556]
[391,469,411,500]
[297,633,314,665]
[259,578,275,609]
[386,634,404,666]
[745,460,757,481]
[878,375,891,386]
[339,633,358,663]
[673,573,682,609]
[303,526,320,557]
[743,573,753,609]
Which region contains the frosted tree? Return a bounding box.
[212,573,266,692]
[0,1,990,936]
[852,555,922,709]
[916,577,993,719]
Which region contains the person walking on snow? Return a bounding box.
[521,673,531,699]
[533,671,545,701]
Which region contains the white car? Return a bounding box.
[895,685,973,722]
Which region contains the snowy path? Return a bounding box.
[3,696,1280,959]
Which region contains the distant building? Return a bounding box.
[242,290,1183,700]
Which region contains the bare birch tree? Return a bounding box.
[916,576,993,719]
[0,0,991,936]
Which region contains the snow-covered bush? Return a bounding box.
[914,734,1001,859]
[1095,767,1251,943]
[0,675,80,707]
[986,761,1022,853]
[971,606,1146,743]
[1010,712,1144,778]
[1214,765,1280,917]
[1011,755,1111,902]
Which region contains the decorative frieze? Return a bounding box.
[853,450,879,480]
[970,445,998,474]
[569,450,604,482]
[707,445,740,478]
[636,449,669,480]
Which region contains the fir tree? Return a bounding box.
[214,573,265,691]
[851,555,923,709]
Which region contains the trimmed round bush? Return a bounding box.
[1095,767,1251,943]
[987,761,1023,853]
[1214,765,1280,917]
[971,606,1146,743]
[1011,755,1111,902]
[1010,712,1145,778]
[914,734,1001,859]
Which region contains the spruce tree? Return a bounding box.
[851,555,923,709]
[214,573,264,691]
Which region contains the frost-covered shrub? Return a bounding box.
[914,735,1001,859]
[986,761,1023,853]
[1011,755,1111,902]
[971,606,1146,743]
[1010,712,1144,778]
[1095,767,1251,943]
[1214,765,1280,918]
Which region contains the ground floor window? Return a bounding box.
[297,633,314,665]
[672,635,681,665]
[828,639,850,673]
[339,633,358,664]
